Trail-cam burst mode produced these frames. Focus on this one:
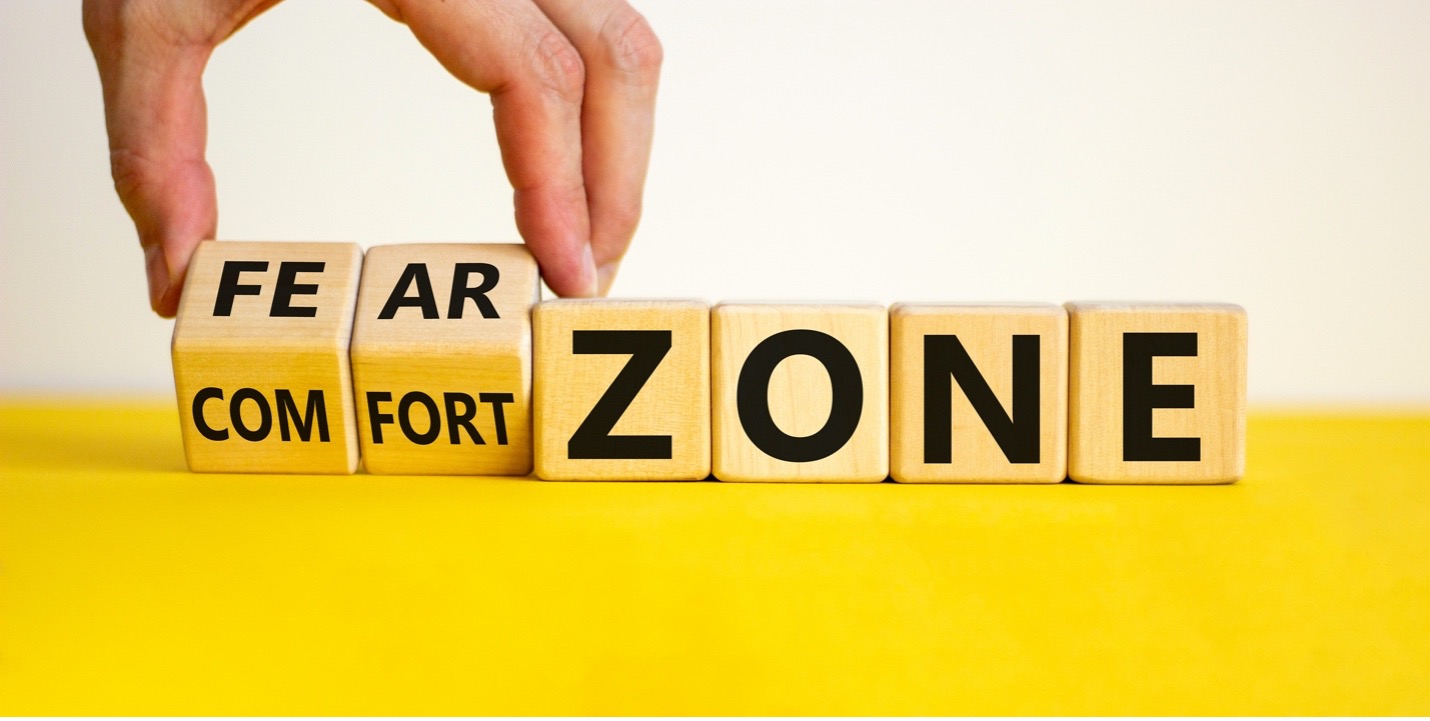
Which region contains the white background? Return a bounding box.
[2,0,1428,402]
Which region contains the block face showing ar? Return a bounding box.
[890,304,1068,484]
[1067,302,1247,485]
[712,304,888,483]
[171,241,363,474]
[533,300,710,481]
[351,244,539,475]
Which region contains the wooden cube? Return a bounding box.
[712,303,888,483]
[172,241,363,474]
[1067,302,1247,484]
[890,303,1068,483]
[350,244,540,475]
[533,300,710,481]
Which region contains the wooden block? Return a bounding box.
[1067,302,1247,484]
[172,241,363,474]
[712,303,888,483]
[533,300,710,481]
[890,303,1068,483]
[350,244,540,475]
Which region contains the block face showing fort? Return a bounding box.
[890,303,1069,483]
[712,303,889,483]
[350,244,540,475]
[171,241,363,474]
[533,300,711,481]
[1067,302,1247,484]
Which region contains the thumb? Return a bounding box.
[85,3,217,317]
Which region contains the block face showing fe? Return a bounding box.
[1067,302,1247,484]
[350,244,539,475]
[890,304,1068,483]
[533,300,710,481]
[171,240,363,474]
[712,303,888,483]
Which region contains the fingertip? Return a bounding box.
[154,292,180,319]
[144,244,175,317]
[156,265,187,318]
[526,236,597,298]
[596,260,621,296]
[565,242,599,297]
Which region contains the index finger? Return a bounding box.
[532,0,663,295]
[387,0,599,297]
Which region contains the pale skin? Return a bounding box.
[83,0,663,317]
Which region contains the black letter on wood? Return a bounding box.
[737,329,862,463]
[378,264,439,319]
[1123,332,1200,462]
[922,334,1040,464]
[567,330,673,459]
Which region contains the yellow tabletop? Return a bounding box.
[1,400,1426,714]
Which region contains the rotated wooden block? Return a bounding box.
[712,303,888,483]
[890,303,1068,483]
[172,241,362,474]
[533,300,710,481]
[350,244,539,475]
[1067,302,1247,484]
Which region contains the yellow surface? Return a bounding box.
[1,400,1427,714]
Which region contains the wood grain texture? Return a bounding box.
[890,303,1068,483]
[533,300,710,481]
[712,303,888,483]
[171,240,363,474]
[1067,302,1247,484]
[350,244,539,475]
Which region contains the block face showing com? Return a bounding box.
[533,300,711,481]
[1067,302,1247,484]
[712,303,889,483]
[890,303,1069,483]
[350,244,540,475]
[171,241,363,474]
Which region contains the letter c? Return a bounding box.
[193,387,229,441]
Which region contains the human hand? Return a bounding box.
[83,0,662,317]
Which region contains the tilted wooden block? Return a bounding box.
[172,241,363,473]
[712,303,888,483]
[1067,302,1247,484]
[350,244,540,475]
[890,303,1068,483]
[533,300,710,481]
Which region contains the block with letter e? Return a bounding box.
[712,303,888,483]
[171,240,363,473]
[533,300,710,481]
[351,244,539,475]
[890,303,1068,483]
[1067,302,1247,484]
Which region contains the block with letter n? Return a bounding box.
[890,303,1068,483]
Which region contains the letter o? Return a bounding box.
[398,391,441,445]
[230,388,273,442]
[736,329,863,462]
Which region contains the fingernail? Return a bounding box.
[597,261,621,296]
[579,243,599,297]
[144,244,172,312]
